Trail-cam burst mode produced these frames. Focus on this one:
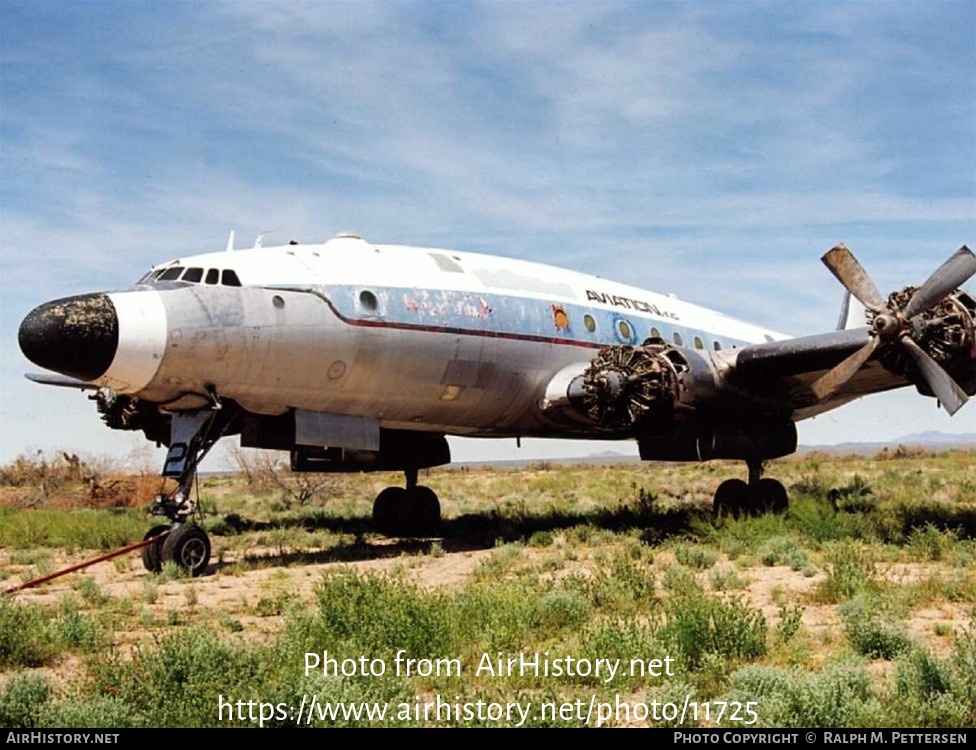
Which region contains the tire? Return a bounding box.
[713,478,749,519]
[161,524,211,577]
[141,525,170,574]
[373,487,404,536]
[396,486,441,538]
[413,486,441,537]
[759,478,789,514]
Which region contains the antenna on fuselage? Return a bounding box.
[225,230,235,252]
[253,229,281,249]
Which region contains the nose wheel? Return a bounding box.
[372,469,441,537]
[139,523,211,577]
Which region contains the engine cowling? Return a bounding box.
[541,342,722,435]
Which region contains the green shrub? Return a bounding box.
[0,674,50,728]
[907,524,957,562]
[710,567,748,591]
[0,598,58,667]
[674,543,719,570]
[310,571,459,656]
[727,661,883,727]
[839,599,910,660]
[894,647,971,727]
[757,536,810,571]
[56,599,102,652]
[531,589,592,631]
[815,541,877,602]
[777,604,803,644]
[40,697,147,728]
[661,592,767,670]
[89,629,267,727]
[663,565,701,596]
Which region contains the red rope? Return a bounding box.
[3,530,169,595]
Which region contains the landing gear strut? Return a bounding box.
[372,467,441,537]
[140,404,238,576]
[713,459,788,518]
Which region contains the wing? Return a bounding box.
[729,245,976,420]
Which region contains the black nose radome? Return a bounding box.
[18,293,119,382]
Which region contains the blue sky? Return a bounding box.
[1,1,974,466]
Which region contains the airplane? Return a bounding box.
[16,232,976,576]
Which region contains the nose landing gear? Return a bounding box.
[140,406,236,576]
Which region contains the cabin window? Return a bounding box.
[713,341,722,351]
[650,327,661,340]
[673,332,683,346]
[552,307,570,330]
[182,267,204,283]
[583,314,596,333]
[205,269,219,285]
[614,318,634,344]
[694,336,703,350]
[221,269,242,287]
[159,266,184,281]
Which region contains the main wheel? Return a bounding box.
[413,486,441,537]
[161,524,211,577]
[395,486,441,537]
[758,478,789,514]
[373,487,404,536]
[141,525,170,574]
[713,478,749,519]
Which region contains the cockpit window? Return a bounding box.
[139,265,240,286]
[159,266,185,281]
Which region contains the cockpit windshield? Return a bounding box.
[136,264,244,287]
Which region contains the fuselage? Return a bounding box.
[19,233,789,439]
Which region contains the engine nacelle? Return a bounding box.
[541,342,722,434]
[638,420,797,462]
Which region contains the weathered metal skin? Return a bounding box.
[140,284,601,437]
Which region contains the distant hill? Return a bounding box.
[445,432,975,469]
[800,431,976,455]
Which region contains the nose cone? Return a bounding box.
[18,293,119,382]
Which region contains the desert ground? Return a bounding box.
[2,447,975,727]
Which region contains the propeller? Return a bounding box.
[812,244,976,414]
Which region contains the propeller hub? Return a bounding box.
[873,313,902,338]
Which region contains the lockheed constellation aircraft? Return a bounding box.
[17,233,976,575]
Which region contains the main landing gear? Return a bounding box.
[372,467,441,538]
[712,458,788,518]
[141,405,237,577]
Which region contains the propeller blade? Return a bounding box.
[900,336,969,415]
[903,246,976,319]
[821,244,885,313]
[812,335,880,402]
